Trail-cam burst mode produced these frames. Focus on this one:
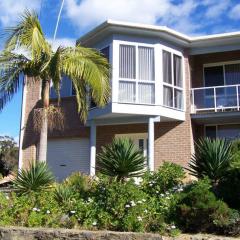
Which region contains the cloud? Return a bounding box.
[0,0,41,27]
[64,0,237,36]
[229,4,240,20]
[47,38,76,51]
[204,0,231,19]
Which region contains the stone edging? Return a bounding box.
[0,226,238,240]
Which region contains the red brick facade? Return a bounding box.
[21,49,240,170]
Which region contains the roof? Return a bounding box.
[77,20,240,51]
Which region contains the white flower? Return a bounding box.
[32,207,38,211]
[46,210,50,214]
[5,195,9,200]
[160,194,165,197]
[166,196,170,200]
[70,210,76,214]
[125,204,130,208]
[166,191,170,195]
[92,221,97,226]
[142,199,146,202]
[88,198,93,203]
[130,201,136,207]
[171,225,176,229]
[137,216,143,221]
[144,209,148,213]
[149,183,153,187]
[156,190,159,194]
[37,208,40,212]
[137,200,142,204]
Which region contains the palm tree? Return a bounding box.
[0,11,110,162]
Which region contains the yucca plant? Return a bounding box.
[96,138,146,181]
[188,138,233,184]
[13,162,54,195]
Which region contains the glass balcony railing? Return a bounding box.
[191,84,240,113]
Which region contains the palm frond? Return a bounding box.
[71,77,89,120]
[0,51,28,110]
[61,46,110,109]
[3,10,50,60]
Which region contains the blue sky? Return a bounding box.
[1,0,240,141]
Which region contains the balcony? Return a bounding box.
[191,84,240,113]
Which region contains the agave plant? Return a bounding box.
[13,162,54,195]
[188,138,233,184]
[96,138,146,181]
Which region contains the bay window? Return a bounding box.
[163,50,183,110]
[118,44,155,104]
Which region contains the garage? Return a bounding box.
[47,138,90,181]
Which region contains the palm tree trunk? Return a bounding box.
[38,80,50,162]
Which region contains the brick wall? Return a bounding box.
[21,51,194,169]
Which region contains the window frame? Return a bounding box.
[162,49,184,110]
[118,42,156,105]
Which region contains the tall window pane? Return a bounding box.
[174,54,182,87]
[225,63,240,85]
[163,86,173,107]
[204,66,224,87]
[119,45,136,79]
[138,47,155,81]
[163,50,172,84]
[174,89,183,109]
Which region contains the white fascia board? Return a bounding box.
[112,103,185,121]
[77,19,240,50]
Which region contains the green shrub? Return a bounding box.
[141,162,185,197]
[216,168,240,210]
[175,178,234,233]
[214,139,240,210]
[188,138,233,184]
[13,162,54,195]
[0,191,62,228]
[96,138,146,181]
[64,172,93,197]
[53,184,75,208]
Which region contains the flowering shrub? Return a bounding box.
[141,162,185,197]
[0,166,239,237]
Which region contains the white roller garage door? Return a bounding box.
[47,138,90,181]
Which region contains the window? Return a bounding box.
[204,62,240,87]
[118,44,155,104]
[163,50,183,110]
[205,124,240,140]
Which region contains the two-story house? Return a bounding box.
[18,20,240,181]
